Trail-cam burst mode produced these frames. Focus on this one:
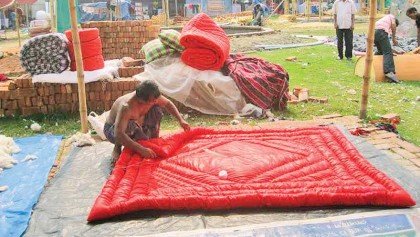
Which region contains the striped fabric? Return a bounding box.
[158,30,184,52]
[140,39,176,63]
[222,54,289,110]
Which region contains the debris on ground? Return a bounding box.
[0,185,9,192]
[230,32,304,53]
[230,119,241,125]
[285,56,297,62]
[380,113,400,120]
[347,89,357,95]
[66,132,96,147]
[30,123,42,132]
[23,155,38,162]
[289,87,328,104]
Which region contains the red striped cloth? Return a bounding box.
[222,54,289,110]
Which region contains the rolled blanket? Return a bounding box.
[222,54,290,111]
[20,33,70,75]
[180,13,230,71]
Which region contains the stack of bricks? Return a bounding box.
[118,66,144,78]
[81,20,160,60]
[0,75,141,117]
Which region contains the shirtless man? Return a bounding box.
[104,80,190,164]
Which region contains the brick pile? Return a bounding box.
[0,75,140,117]
[81,20,160,60]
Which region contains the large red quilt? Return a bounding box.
[180,13,230,71]
[87,127,415,221]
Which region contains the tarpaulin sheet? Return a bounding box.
[24,126,420,236]
[0,134,63,237]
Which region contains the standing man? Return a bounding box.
[406,7,420,46]
[332,0,357,60]
[374,14,399,83]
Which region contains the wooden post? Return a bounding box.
[166,0,169,26]
[14,2,21,47]
[175,0,178,15]
[306,0,310,19]
[318,0,322,22]
[292,0,296,15]
[379,0,384,13]
[49,0,56,32]
[359,0,376,119]
[68,0,88,133]
[285,0,289,15]
[25,4,29,27]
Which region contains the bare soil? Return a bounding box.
[229,31,304,53]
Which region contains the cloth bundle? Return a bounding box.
[20,33,70,75]
[141,29,183,63]
[180,13,230,71]
[65,28,104,71]
[222,54,290,110]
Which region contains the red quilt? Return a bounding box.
[180,13,230,71]
[87,127,415,221]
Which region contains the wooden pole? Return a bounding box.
[68,0,88,133]
[50,0,56,32]
[359,0,376,119]
[292,0,296,15]
[14,2,21,47]
[318,0,322,22]
[379,0,384,13]
[25,4,29,27]
[306,0,310,19]
[284,0,289,15]
[166,0,169,26]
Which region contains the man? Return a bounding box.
[406,7,420,46]
[332,0,357,60]
[104,80,191,164]
[253,4,263,26]
[374,14,399,83]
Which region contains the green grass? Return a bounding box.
[252,45,420,145]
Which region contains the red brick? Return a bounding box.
[409,158,420,168]
[391,147,417,160]
[395,140,420,153]
[375,143,398,150]
[371,132,398,140]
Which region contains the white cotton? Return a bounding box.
[0,185,9,192]
[218,170,228,179]
[66,132,96,147]
[23,155,38,162]
[30,123,42,132]
[0,135,20,169]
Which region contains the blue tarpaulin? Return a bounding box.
[0,134,63,237]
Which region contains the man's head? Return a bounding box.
[135,80,161,102]
[406,7,418,20]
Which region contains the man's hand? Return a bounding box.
[334,23,338,29]
[351,24,354,30]
[179,119,191,132]
[393,39,398,46]
[140,148,157,159]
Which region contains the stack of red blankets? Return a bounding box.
[180,13,230,71]
[65,28,104,71]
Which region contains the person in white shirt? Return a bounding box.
[332,0,357,60]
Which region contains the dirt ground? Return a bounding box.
[229,31,304,53]
[0,54,25,75]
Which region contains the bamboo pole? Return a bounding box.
[14,2,21,47]
[359,0,376,119]
[25,4,28,27]
[379,0,384,13]
[285,0,289,15]
[306,0,310,19]
[49,0,56,32]
[68,0,88,133]
[292,0,296,15]
[319,0,322,22]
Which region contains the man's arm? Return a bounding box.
[391,18,398,46]
[332,1,338,29]
[114,105,156,158]
[157,96,191,131]
[351,2,357,30]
